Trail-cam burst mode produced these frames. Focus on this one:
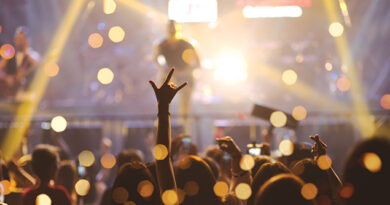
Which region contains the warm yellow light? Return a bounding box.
[112,187,129,203]
[44,62,60,77]
[337,75,351,92]
[162,189,178,205]
[36,194,52,205]
[279,139,294,156]
[100,153,116,169]
[75,179,90,196]
[234,183,252,200]
[137,180,154,198]
[362,152,382,173]
[182,49,197,65]
[177,188,186,204]
[97,67,114,85]
[215,54,247,82]
[108,26,125,43]
[301,183,318,200]
[0,180,11,195]
[329,22,344,37]
[0,44,15,59]
[51,116,67,132]
[154,144,168,160]
[380,94,390,109]
[213,181,229,197]
[239,154,255,171]
[317,155,332,170]
[88,33,103,48]
[78,150,95,167]
[325,62,333,71]
[339,182,354,199]
[282,69,298,85]
[103,0,117,14]
[292,105,307,121]
[184,181,199,196]
[270,111,287,127]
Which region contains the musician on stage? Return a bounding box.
[154,20,200,134]
[0,26,40,99]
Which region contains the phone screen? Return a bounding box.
[248,147,261,156]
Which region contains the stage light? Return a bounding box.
[44,62,60,77]
[317,155,332,170]
[243,6,302,18]
[279,139,294,156]
[88,33,103,48]
[325,62,333,71]
[292,105,307,121]
[100,153,116,169]
[154,144,168,160]
[97,67,114,85]
[240,154,255,171]
[336,75,351,92]
[108,26,125,43]
[235,183,252,200]
[329,22,344,37]
[157,55,166,66]
[189,38,199,48]
[214,181,229,197]
[168,0,217,23]
[36,194,51,205]
[0,180,11,195]
[162,189,178,205]
[75,179,90,196]
[103,0,117,14]
[201,59,213,69]
[282,69,297,85]
[214,54,247,82]
[137,180,154,198]
[97,22,105,30]
[380,94,390,109]
[363,152,381,173]
[78,150,95,167]
[51,116,67,132]
[301,183,318,200]
[270,111,287,127]
[0,44,15,59]
[182,49,197,65]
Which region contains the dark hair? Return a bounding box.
[175,155,220,205]
[247,162,290,205]
[111,161,160,205]
[255,174,315,205]
[202,157,219,179]
[279,143,313,169]
[56,160,77,195]
[31,144,59,181]
[251,156,271,177]
[342,137,390,204]
[117,149,144,169]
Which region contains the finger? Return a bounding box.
[164,68,175,85]
[149,80,158,92]
[177,82,187,91]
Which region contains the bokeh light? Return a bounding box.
[154,144,168,160]
[337,75,351,92]
[362,152,382,173]
[97,67,114,85]
[78,150,95,167]
[137,180,154,198]
[108,26,125,43]
[177,188,186,204]
[234,183,252,200]
[270,111,287,127]
[317,155,332,170]
[213,181,229,197]
[0,44,15,59]
[329,22,344,37]
[239,154,255,171]
[100,153,116,169]
[282,69,297,85]
[75,179,90,196]
[124,201,136,205]
[36,194,52,205]
[325,62,333,71]
[182,49,197,65]
[292,105,307,121]
[339,182,354,199]
[380,94,390,109]
[184,181,199,196]
[177,156,192,170]
[44,62,60,77]
[279,139,294,156]
[157,55,166,66]
[301,183,318,200]
[88,33,103,48]
[103,0,117,14]
[112,187,129,203]
[162,189,178,205]
[50,115,67,132]
[0,180,11,195]
[214,55,247,82]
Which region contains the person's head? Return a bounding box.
[202,157,219,179]
[167,20,177,39]
[279,142,313,169]
[175,155,219,205]
[248,162,290,205]
[221,193,242,205]
[111,161,160,205]
[117,149,144,170]
[172,134,197,161]
[56,160,77,194]
[31,144,59,183]
[292,158,332,203]
[251,156,271,178]
[255,174,315,205]
[14,26,30,51]
[341,137,390,205]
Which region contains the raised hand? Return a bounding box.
[216,136,242,159]
[149,68,187,106]
[310,134,327,159]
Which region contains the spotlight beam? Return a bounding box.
[1,0,87,160]
[116,0,167,23]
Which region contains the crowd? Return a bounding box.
[0,69,389,205]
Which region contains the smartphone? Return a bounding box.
[78,165,85,176]
[247,143,262,156]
